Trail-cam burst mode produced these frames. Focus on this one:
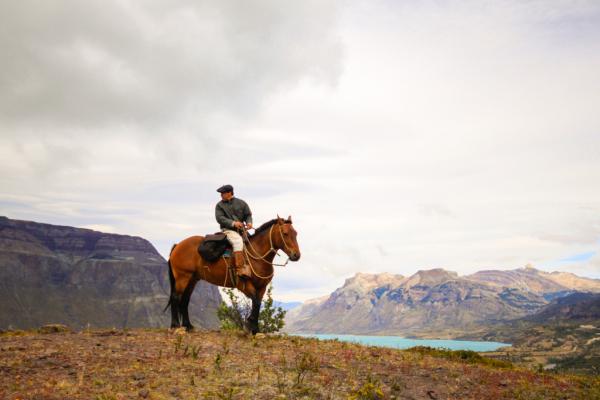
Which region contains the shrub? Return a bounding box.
[217,284,286,333]
[259,285,287,333]
[217,288,249,331]
[350,375,385,400]
[408,346,513,369]
[293,351,320,385]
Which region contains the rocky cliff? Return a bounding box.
[286,266,600,337]
[0,216,221,330]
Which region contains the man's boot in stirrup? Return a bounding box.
[233,251,251,279]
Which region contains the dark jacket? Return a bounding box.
[215,197,253,230]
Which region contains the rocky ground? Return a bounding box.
[1,327,599,400]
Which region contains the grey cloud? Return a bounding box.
[536,220,600,246]
[0,1,342,131]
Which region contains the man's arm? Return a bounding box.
[215,204,235,228]
[243,200,253,226]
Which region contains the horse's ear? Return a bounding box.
[288,215,292,223]
[277,214,283,224]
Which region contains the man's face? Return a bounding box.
[220,191,233,201]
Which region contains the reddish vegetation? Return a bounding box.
[1,328,598,399]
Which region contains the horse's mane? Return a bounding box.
[250,218,291,237]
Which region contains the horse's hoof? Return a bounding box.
[185,325,194,332]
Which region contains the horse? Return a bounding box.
[166,216,300,334]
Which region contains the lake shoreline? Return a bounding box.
[293,333,511,352]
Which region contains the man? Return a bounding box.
[215,184,253,278]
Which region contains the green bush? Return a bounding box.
[217,284,286,333]
[408,346,513,369]
[217,288,248,331]
[259,285,287,333]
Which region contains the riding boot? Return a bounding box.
[233,251,252,279]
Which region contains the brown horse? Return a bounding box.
[166,216,300,334]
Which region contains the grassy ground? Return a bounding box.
[1,328,599,399]
[480,320,600,375]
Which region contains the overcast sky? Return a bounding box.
[1,0,599,301]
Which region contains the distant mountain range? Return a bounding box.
[0,216,222,330]
[273,301,302,311]
[285,265,600,338]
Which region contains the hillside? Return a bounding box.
[286,267,600,337]
[524,292,600,323]
[0,216,221,330]
[1,328,598,399]
[476,292,600,374]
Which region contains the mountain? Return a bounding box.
[467,264,600,298]
[286,267,600,338]
[524,292,600,323]
[0,216,222,330]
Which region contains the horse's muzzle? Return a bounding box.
[289,252,301,261]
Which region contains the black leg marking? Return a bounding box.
[247,296,261,335]
[180,280,197,331]
[170,293,182,328]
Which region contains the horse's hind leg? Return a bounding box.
[169,269,194,329]
[170,293,182,328]
[167,259,182,328]
[180,279,198,331]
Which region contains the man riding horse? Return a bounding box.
[167,186,301,333]
[215,184,252,279]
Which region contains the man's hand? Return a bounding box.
[233,221,244,229]
[246,223,253,230]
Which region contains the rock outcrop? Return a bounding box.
[0,216,221,330]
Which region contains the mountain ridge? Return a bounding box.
[0,216,222,330]
[286,267,600,337]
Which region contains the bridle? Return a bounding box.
[242,223,296,268]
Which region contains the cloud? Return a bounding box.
[2,0,600,302]
[0,1,342,132]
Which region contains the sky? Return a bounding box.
[1,0,600,302]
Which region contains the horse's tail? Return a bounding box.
[163,244,177,313]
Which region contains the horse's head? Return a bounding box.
[273,215,301,261]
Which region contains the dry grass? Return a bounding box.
[1,328,598,399]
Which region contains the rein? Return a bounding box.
[242,224,293,270]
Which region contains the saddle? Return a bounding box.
[197,233,232,262]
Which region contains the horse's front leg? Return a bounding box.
[246,286,266,335]
[247,297,261,335]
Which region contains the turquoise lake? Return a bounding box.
[295,334,510,352]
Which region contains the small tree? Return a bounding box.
[217,284,286,333]
[259,285,286,333]
[216,288,249,331]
